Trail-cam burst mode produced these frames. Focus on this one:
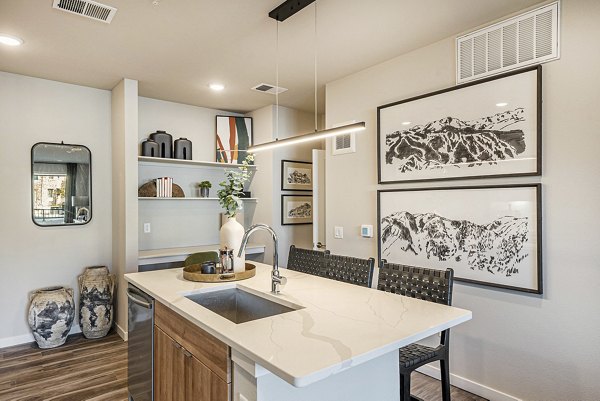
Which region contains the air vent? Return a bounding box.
[332,133,355,155]
[456,1,559,83]
[251,83,288,95]
[53,0,117,23]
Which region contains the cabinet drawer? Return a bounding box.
[155,301,230,382]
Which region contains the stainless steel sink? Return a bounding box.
[185,287,302,324]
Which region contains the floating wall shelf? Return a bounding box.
[138,156,258,170]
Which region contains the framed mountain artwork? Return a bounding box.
[377,66,541,183]
[281,160,313,191]
[281,195,313,225]
[377,184,542,294]
[216,116,253,164]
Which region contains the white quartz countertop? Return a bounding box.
[125,263,471,387]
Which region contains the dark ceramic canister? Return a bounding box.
[174,137,192,160]
[149,130,173,158]
[141,139,160,157]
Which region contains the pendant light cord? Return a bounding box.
[314,2,318,132]
[275,21,280,142]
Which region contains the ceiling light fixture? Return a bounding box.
[248,0,366,153]
[0,34,24,46]
[402,121,412,125]
[496,102,508,107]
[209,83,225,91]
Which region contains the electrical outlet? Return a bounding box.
[143,223,151,233]
[334,226,344,239]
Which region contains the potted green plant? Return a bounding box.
[217,155,254,273]
[197,181,212,198]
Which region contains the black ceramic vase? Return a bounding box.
[174,137,192,160]
[141,139,160,157]
[149,130,173,158]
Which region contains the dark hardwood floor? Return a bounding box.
[0,331,128,401]
[0,332,486,401]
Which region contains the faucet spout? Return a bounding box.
[238,224,284,294]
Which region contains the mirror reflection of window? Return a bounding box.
[31,143,91,226]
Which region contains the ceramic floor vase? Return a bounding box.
[28,286,75,349]
[78,266,116,339]
[220,216,246,273]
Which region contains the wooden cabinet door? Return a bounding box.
[154,326,186,401]
[185,354,229,401]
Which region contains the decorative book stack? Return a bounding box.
[156,177,173,197]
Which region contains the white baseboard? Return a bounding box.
[417,364,522,401]
[115,323,127,341]
[0,325,82,349]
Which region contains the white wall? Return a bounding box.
[324,0,600,400]
[248,105,319,267]
[0,71,112,346]
[138,97,242,163]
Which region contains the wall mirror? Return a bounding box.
[31,142,92,226]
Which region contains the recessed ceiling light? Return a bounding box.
[0,34,24,47]
[209,83,225,91]
[496,102,508,107]
[402,121,412,125]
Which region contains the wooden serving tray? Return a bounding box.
[183,262,256,282]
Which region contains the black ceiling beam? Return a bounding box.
[269,0,316,22]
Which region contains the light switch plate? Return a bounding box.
[334,226,344,239]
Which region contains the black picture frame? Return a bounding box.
[377,65,542,184]
[215,115,254,164]
[281,194,313,226]
[31,142,93,228]
[281,159,313,192]
[377,184,542,294]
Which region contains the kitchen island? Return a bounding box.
[125,262,471,401]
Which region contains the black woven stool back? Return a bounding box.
[287,245,329,276]
[323,254,375,287]
[377,260,453,306]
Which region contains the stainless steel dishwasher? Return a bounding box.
[127,285,154,401]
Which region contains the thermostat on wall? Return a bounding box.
[361,225,373,238]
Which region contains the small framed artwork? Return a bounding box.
[216,116,253,164]
[281,195,313,225]
[281,160,313,191]
[377,65,541,184]
[377,184,542,294]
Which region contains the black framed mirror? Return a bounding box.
[31,142,92,226]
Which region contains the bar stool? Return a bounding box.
[377,260,454,401]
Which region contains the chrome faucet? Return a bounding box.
[238,224,287,294]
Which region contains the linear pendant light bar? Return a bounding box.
[269,0,316,22]
[248,122,365,153]
[254,0,367,153]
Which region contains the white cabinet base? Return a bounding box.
[232,349,400,401]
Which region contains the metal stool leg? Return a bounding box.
[440,358,451,401]
[400,371,411,401]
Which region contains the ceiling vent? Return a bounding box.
[251,83,288,95]
[456,1,559,84]
[52,0,117,24]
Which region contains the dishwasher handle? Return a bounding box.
[127,287,153,309]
